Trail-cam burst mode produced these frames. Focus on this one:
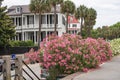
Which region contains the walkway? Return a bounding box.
[73,55,120,80]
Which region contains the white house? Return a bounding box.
[7,5,66,44]
[68,16,80,34]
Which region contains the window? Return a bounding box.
[29,15,34,24]
[15,17,22,26]
[27,15,34,25]
[62,16,65,25]
[47,15,49,24]
[16,18,18,26]
[56,14,58,24]
[16,7,21,13]
[47,14,58,24]
[50,14,58,24]
[72,24,77,27]
[50,15,54,24]
[19,17,22,26]
[69,24,70,27]
[41,15,46,24]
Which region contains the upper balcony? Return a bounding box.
[15,24,63,30]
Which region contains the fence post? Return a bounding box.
[14,55,23,80]
[2,56,11,80]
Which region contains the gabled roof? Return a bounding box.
[68,16,79,23]
[7,5,29,16]
[7,5,61,16]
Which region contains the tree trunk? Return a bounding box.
[66,13,69,33]
[80,18,83,35]
[54,6,57,35]
[38,13,42,49]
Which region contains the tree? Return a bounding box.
[0,0,15,53]
[61,0,75,33]
[75,5,87,35]
[84,8,97,37]
[29,0,50,49]
[49,0,63,34]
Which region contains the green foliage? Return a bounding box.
[61,0,75,14]
[49,0,63,6]
[10,40,34,47]
[91,22,120,40]
[84,8,97,37]
[40,34,112,79]
[29,0,50,13]
[110,38,120,56]
[0,2,15,47]
[61,0,75,33]
[75,5,87,34]
[75,5,97,36]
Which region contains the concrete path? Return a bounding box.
[73,55,120,80]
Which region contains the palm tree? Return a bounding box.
[49,0,63,34]
[61,0,75,33]
[75,5,87,35]
[84,8,97,36]
[29,0,50,49]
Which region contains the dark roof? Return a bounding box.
[7,5,61,16]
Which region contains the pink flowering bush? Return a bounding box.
[25,48,40,64]
[39,34,112,74]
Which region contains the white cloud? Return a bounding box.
[2,0,120,28]
[2,0,30,7]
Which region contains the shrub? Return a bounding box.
[110,38,120,56]
[40,34,112,78]
[24,48,40,64]
[25,34,112,80]
[10,40,34,47]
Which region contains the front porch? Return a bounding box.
[14,31,57,44]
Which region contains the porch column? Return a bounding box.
[45,31,47,42]
[15,36,16,41]
[14,17,16,26]
[45,14,47,28]
[34,31,36,44]
[18,34,19,41]
[22,31,24,41]
[24,32,26,41]
[21,14,24,41]
[25,32,28,41]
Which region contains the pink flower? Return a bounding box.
[82,68,88,72]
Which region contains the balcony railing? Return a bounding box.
[15,24,61,30]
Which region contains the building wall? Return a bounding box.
[10,13,66,43]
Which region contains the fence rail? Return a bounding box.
[1,55,42,80]
[0,46,38,55]
[22,60,41,80]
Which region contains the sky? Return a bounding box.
[2,0,120,28]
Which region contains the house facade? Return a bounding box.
[7,5,66,44]
[68,16,80,34]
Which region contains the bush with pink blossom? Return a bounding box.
[40,34,112,74]
[25,34,112,79]
[24,48,40,64]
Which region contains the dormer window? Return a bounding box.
[16,7,21,13]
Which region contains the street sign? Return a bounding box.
[11,54,16,59]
